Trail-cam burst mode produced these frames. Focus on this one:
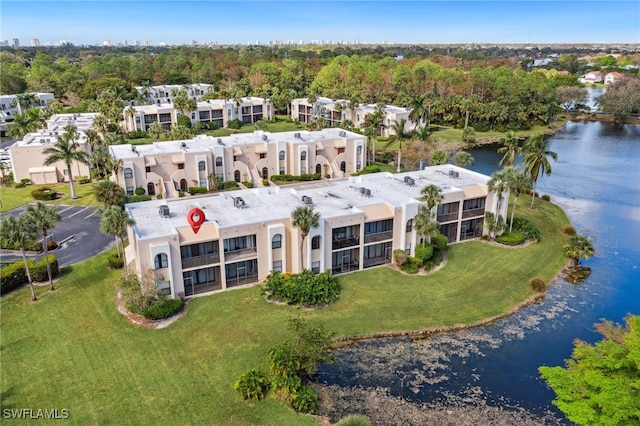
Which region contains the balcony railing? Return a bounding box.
[332,236,360,250]
[364,230,394,244]
[226,273,259,288]
[181,253,220,270]
[363,256,391,268]
[462,208,485,219]
[331,259,359,275]
[437,212,459,223]
[224,248,257,262]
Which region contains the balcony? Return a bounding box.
[363,255,391,268]
[224,248,257,262]
[226,273,259,288]
[332,236,359,250]
[462,208,485,219]
[364,230,393,244]
[181,253,220,269]
[437,212,459,223]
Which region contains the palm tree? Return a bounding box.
[498,131,519,167]
[429,150,449,165]
[563,235,595,267]
[453,151,474,168]
[1,215,38,300]
[94,180,126,208]
[25,202,61,290]
[291,205,320,271]
[42,124,91,199]
[504,167,532,231]
[104,131,125,146]
[170,125,193,141]
[92,114,110,136]
[520,135,558,208]
[84,128,103,150]
[418,184,444,242]
[361,111,384,164]
[391,118,408,172]
[413,206,440,245]
[147,122,165,140]
[487,168,511,221]
[7,109,41,140]
[420,184,443,216]
[172,89,196,118]
[99,206,135,269]
[12,93,38,114]
[408,94,428,130]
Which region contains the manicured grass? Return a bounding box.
[0,181,100,213]
[0,199,571,425]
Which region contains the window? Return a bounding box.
[279,167,285,175]
[145,166,151,173]
[126,186,134,195]
[406,219,413,232]
[198,161,206,171]
[199,179,206,187]
[356,161,361,171]
[357,145,362,156]
[300,151,307,161]
[272,234,282,249]
[272,260,282,273]
[259,153,266,159]
[124,168,133,179]
[364,219,393,235]
[154,253,168,269]
[177,163,185,170]
[224,235,255,252]
[311,261,320,274]
[312,235,320,250]
[279,150,285,160]
[340,162,346,172]
[215,157,223,166]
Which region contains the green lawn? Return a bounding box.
[0,198,571,425]
[0,182,100,213]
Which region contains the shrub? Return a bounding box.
[336,414,372,426]
[393,249,407,266]
[291,385,319,414]
[243,181,254,188]
[530,277,547,293]
[188,186,207,195]
[227,119,242,129]
[562,225,577,236]
[107,254,124,269]
[21,178,32,185]
[262,178,269,186]
[46,240,58,251]
[355,165,381,175]
[1,235,41,251]
[218,181,240,190]
[176,114,192,127]
[142,298,183,320]
[400,256,421,274]
[511,217,541,242]
[541,194,551,201]
[0,261,27,294]
[125,195,152,203]
[423,248,445,271]
[431,234,448,252]
[77,176,90,185]
[496,231,526,246]
[29,255,59,282]
[31,187,57,201]
[263,270,340,307]
[125,130,148,139]
[14,182,26,188]
[415,244,434,263]
[233,369,271,401]
[134,187,145,196]
[178,190,185,197]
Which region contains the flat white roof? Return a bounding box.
[127,165,489,241]
[109,128,364,161]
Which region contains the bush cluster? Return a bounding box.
[233,369,271,401]
[496,231,527,246]
[188,186,207,195]
[142,298,183,320]
[561,225,577,236]
[119,272,183,320]
[0,255,58,294]
[125,130,149,139]
[530,277,547,293]
[31,187,57,201]
[1,235,42,251]
[134,187,145,196]
[125,195,152,203]
[510,217,541,242]
[242,181,254,188]
[218,181,240,190]
[354,165,381,175]
[396,234,448,274]
[400,256,421,274]
[107,254,124,269]
[77,176,90,185]
[227,119,242,129]
[263,270,340,307]
[271,173,321,182]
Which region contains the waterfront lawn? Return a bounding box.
[0,182,99,213]
[0,199,570,425]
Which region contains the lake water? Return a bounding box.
[316,121,640,424]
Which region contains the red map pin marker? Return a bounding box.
[187,208,205,234]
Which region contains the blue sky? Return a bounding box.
[2,1,639,46]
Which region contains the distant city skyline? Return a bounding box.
[2,1,639,47]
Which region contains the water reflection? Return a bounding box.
[316,121,640,424]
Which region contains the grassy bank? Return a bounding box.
[0,198,570,425]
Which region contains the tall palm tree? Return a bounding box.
[84,128,103,150]
[498,131,519,167]
[12,93,39,114]
[520,135,558,208]
[99,206,135,269]
[92,114,110,136]
[42,125,90,199]
[391,118,408,172]
[563,235,595,267]
[453,151,474,168]
[504,167,532,232]
[25,202,61,290]
[7,109,41,140]
[291,205,320,271]
[408,94,428,130]
[361,111,384,164]
[413,206,440,245]
[419,184,443,231]
[104,131,125,146]
[147,121,165,140]
[1,215,38,300]
[94,180,126,208]
[487,168,511,220]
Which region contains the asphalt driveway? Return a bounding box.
[1,204,114,267]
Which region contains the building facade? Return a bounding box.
[0,92,55,135]
[134,84,215,105]
[109,128,367,197]
[122,97,273,132]
[8,113,97,184]
[125,165,505,299]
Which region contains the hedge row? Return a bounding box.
[0,255,59,294]
[271,173,322,182]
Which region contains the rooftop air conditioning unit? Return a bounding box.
[406,177,415,187]
[181,141,187,148]
[262,134,268,141]
[158,205,170,218]
[364,188,372,197]
[302,195,313,205]
[234,197,245,209]
[339,131,346,137]
[359,187,366,195]
[294,132,301,138]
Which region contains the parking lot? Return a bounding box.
[1,204,114,267]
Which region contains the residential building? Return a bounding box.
[0,92,55,135]
[134,84,215,105]
[8,113,97,184]
[578,71,603,84]
[124,165,504,298]
[122,97,273,132]
[291,97,416,136]
[604,71,624,85]
[108,128,367,197]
